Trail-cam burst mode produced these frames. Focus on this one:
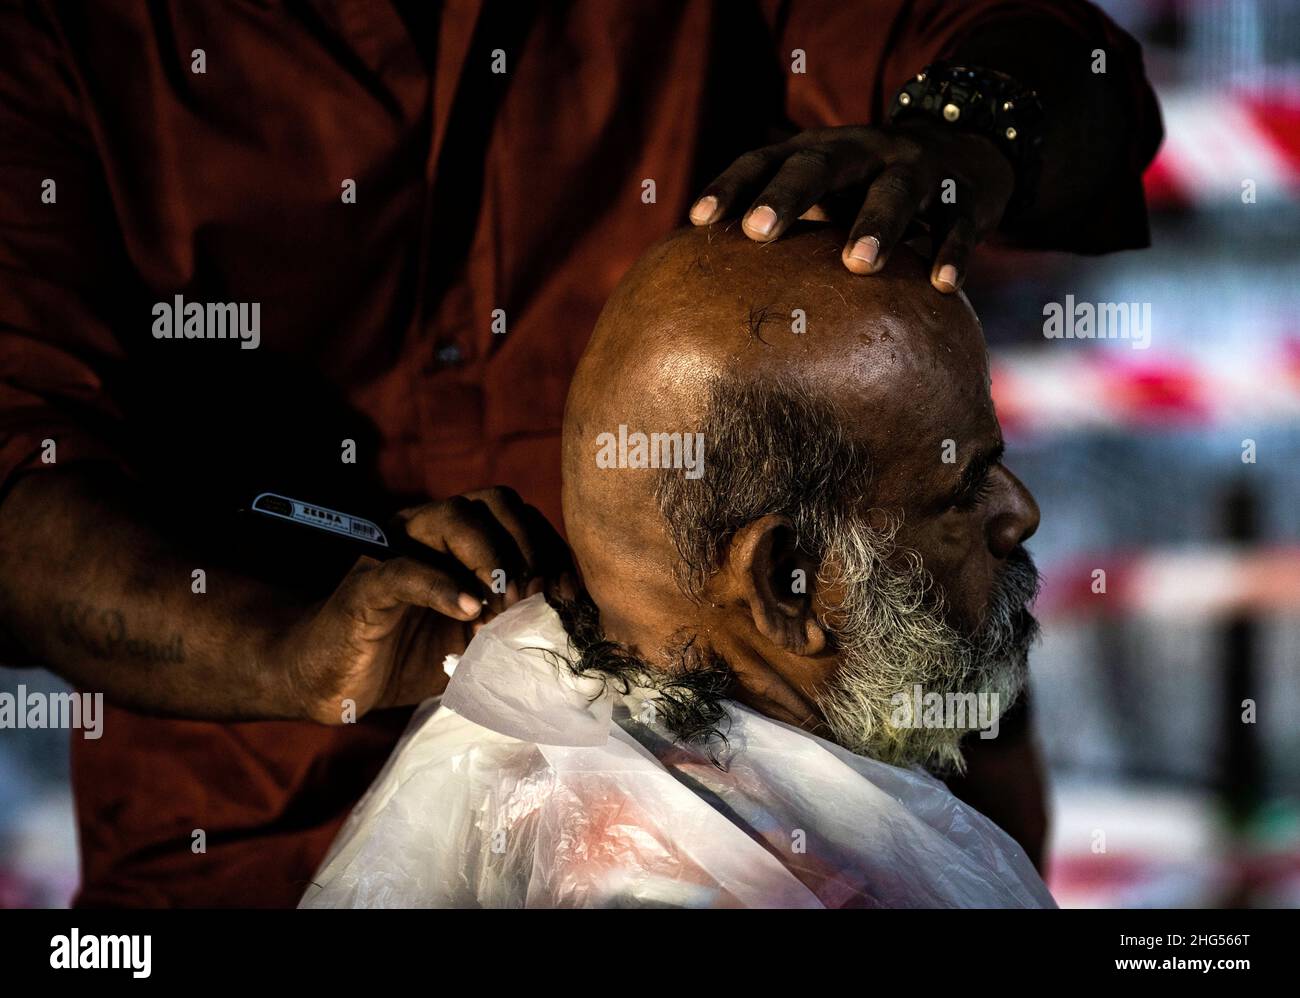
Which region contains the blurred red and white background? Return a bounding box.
[974,0,1300,909]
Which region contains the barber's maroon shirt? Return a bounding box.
[0,0,1159,906]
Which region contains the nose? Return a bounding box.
[987,466,1039,558]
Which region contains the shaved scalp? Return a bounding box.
[562,222,983,592]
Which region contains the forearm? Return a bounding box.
[0,467,308,720]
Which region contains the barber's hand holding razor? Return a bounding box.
[274,487,578,724]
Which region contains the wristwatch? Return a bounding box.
[889,62,1046,217]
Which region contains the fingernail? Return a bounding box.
[746,205,778,237]
[936,264,958,291]
[690,195,718,225]
[457,593,482,616]
[849,236,879,268]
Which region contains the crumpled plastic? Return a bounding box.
[300,595,1057,908]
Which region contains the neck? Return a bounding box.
[705,623,830,735]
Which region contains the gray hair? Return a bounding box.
[653,377,872,597]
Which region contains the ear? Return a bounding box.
[726,514,828,656]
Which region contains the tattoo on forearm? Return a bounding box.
[55,600,186,664]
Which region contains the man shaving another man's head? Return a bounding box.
[302,223,1052,909]
[562,222,1041,774]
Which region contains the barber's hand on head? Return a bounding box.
[688,121,1015,293]
[274,486,578,725]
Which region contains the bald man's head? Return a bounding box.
[560,223,1041,772]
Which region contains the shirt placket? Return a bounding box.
[410,0,489,495]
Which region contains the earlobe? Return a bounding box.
[727,515,828,656]
[801,613,828,656]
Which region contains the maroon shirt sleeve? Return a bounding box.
[0,3,131,499]
[763,0,1163,253]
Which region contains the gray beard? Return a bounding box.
[555,519,1040,775]
[816,516,1041,773]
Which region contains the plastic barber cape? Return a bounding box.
[300,595,1056,908]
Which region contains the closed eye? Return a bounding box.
[951,467,997,511]
[944,441,1005,512]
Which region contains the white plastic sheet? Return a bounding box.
[300,595,1056,908]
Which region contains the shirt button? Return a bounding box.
[435,342,463,366]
